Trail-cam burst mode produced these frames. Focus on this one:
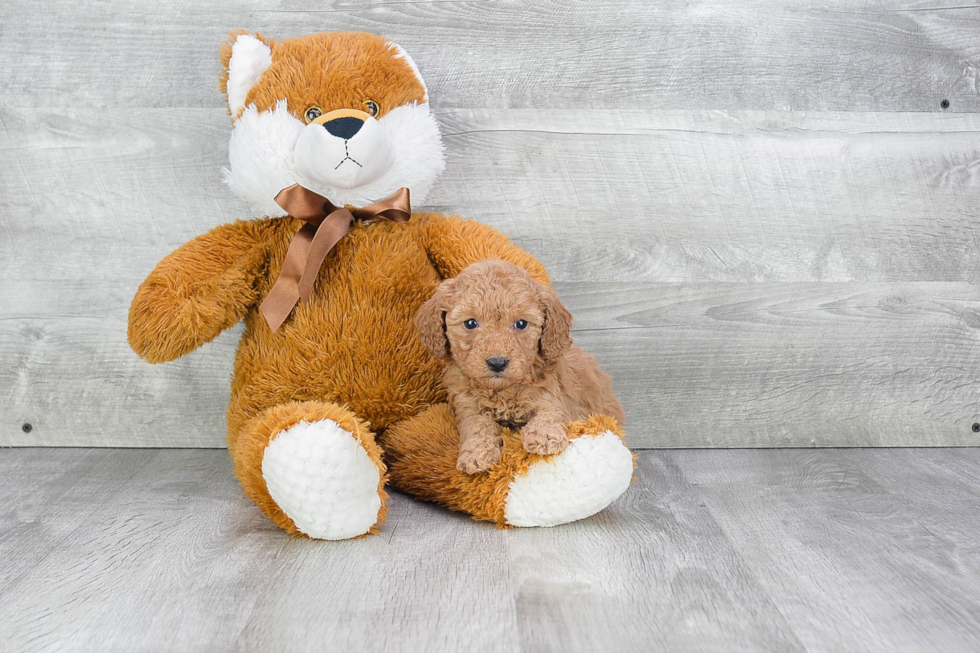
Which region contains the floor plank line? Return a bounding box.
[2,448,979,652]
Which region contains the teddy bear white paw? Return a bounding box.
[261,419,382,540]
[503,431,633,527]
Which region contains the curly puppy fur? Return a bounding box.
[416,260,626,474]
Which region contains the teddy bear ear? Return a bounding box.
[386,41,428,103]
[219,30,275,116]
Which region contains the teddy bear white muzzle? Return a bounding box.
[293,110,394,190]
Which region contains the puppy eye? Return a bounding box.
[304,106,322,123]
[463,319,479,330]
[363,100,380,117]
[514,319,528,330]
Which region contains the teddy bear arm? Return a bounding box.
[418,214,550,286]
[128,219,273,363]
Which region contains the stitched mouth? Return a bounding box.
[334,142,363,170]
[334,157,362,170]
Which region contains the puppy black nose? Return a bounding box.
[323,116,364,139]
[486,357,509,373]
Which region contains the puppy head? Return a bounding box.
[415,260,573,389]
[219,30,445,215]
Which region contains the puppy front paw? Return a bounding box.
[457,444,501,474]
[521,422,570,456]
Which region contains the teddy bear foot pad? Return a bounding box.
[503,430,634,528]
[261,419,383,540]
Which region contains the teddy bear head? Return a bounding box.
[219,31,446,216]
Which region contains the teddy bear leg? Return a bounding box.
[381,404,635,528]
[229,400,388,539]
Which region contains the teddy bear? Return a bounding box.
[128,29,635,540]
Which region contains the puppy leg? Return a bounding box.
[457,411,503,474]
[521,405,571,455]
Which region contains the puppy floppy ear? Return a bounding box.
[538,287,573,362]
[219,30,274,116]
[415,279,457,362]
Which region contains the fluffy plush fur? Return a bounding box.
[416,260,626,474]
[221,31,445,216]
[128,30,634,539]
[225,34,273,115]
[384,407,635,528]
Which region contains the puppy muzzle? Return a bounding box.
[486,357,509,373]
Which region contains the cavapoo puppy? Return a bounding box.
[415,260,626,474]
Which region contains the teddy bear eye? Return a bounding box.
[304,106,322,122]
[463,319,479,330]
[514,319,528,330]
[362,100,380,117]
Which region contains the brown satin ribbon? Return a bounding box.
[259,185,412,332]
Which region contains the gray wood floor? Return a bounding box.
[2,448,979,652]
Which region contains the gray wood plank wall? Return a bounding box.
[2,0,979,447]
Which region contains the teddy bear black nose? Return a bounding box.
[486,357,509,373]
[323,116,364,140]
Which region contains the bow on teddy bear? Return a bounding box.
[128,30,634,540]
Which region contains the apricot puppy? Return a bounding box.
[415,260,626,474]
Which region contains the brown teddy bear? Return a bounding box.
[128,30,634,540]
